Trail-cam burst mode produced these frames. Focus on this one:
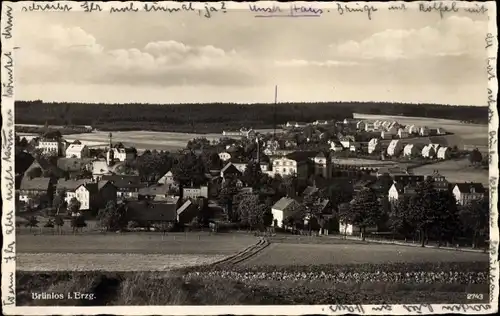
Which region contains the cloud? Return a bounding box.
[274,59,360,67]
[17,25,256,86]
[330,16,488,60]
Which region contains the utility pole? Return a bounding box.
[274,85,278,139]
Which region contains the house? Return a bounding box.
[427,171,450,192]
[421,145,437,158]
[138,184,172,201]
[92,160,113,180]
[285,121,298,128]
[349,143,361,153]
[18,177,53,205]
[101,175,144,199]
[403,144,419,157]
[339,136,355,149]
[330,141,344,152]
[71,180,117,210]
[220,162,243,179]
[393,174,424,187]
[230,160,248,173]
[380,131,392,140]
[453,183,486,205]
[176,199,200,224]
[65,144,90,159]
[125,201,178,227]
[407,125,418,134]
[222,130,242,138]
[182,186,209,199]
[37,139,65,156]
[240,128,256,139]
[56,158,94,179]
[57,179,117,211]
[387,140,403,157]
[385,126,398,136]
[271,197,301,228]
[273,151,317,179]
[158,171,176,186]
[388,183,417,201]
[368,138,381,154]
[364,122,375,132]
[218,152,231,161]
[373,120,383,130]
[106,143,136,162]
[339,221,378,236]
[436,127,447,135]
[356,121,366,131]
[397,128,409,139]
[313,152,331,179]
[437,147,451,160]
[313,120,329,125]
[419,126,430,136]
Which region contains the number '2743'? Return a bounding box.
[467,293,484,300]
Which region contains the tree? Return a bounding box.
[243,161,262,189]
[171,151,206,188]
[97,200,127,231]
[71,215,87,233]
[459,197,489,248]
[26,216,39,232]
[346,188,382,241]
[430,190,460,246]
[387,196,414,239]
[68,197,81,215]
[282,175,297,197]
[407,178,441,247]
[54,216,65,234]
[44,218,55,234]
[236,194,267,230]
[303,191,326,233]
[218,178,240,222]
[53,190,67,214]
[468,148,483,165]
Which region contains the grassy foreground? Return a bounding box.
[17,261,489,305]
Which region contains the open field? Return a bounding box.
[354,113,488,151]
[17,233,258,255]
[239,240,489,267]
[17,253,228,272]
[16,233,258,272]
[410,158,489,185]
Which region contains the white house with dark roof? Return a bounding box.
[364,122,375,132]
[437,147,450,160]
[271,197,301,228]
[368,138,380,154]
[452,183,486,205]
[419,126,430,136]
[403,144,418,157]
[421,145,436,158]
[387,140,403,157]
[397,128,409,139]
[65,143,90,159]
[329,141,344,152]
[339,135,355,149]
[356,121,366,131]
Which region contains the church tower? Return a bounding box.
[106,132,115,166]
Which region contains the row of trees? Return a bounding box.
[15,101,488,133]
[337,178,489,247]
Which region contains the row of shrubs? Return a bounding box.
[182,261,489,284]
[184,261,489,273]
[185,270,487,284]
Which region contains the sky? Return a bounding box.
[14,3,491,105]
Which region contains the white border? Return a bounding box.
[1,1,498,315]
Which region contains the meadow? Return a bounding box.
[410,158,489,185]
[16,233,259,272]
